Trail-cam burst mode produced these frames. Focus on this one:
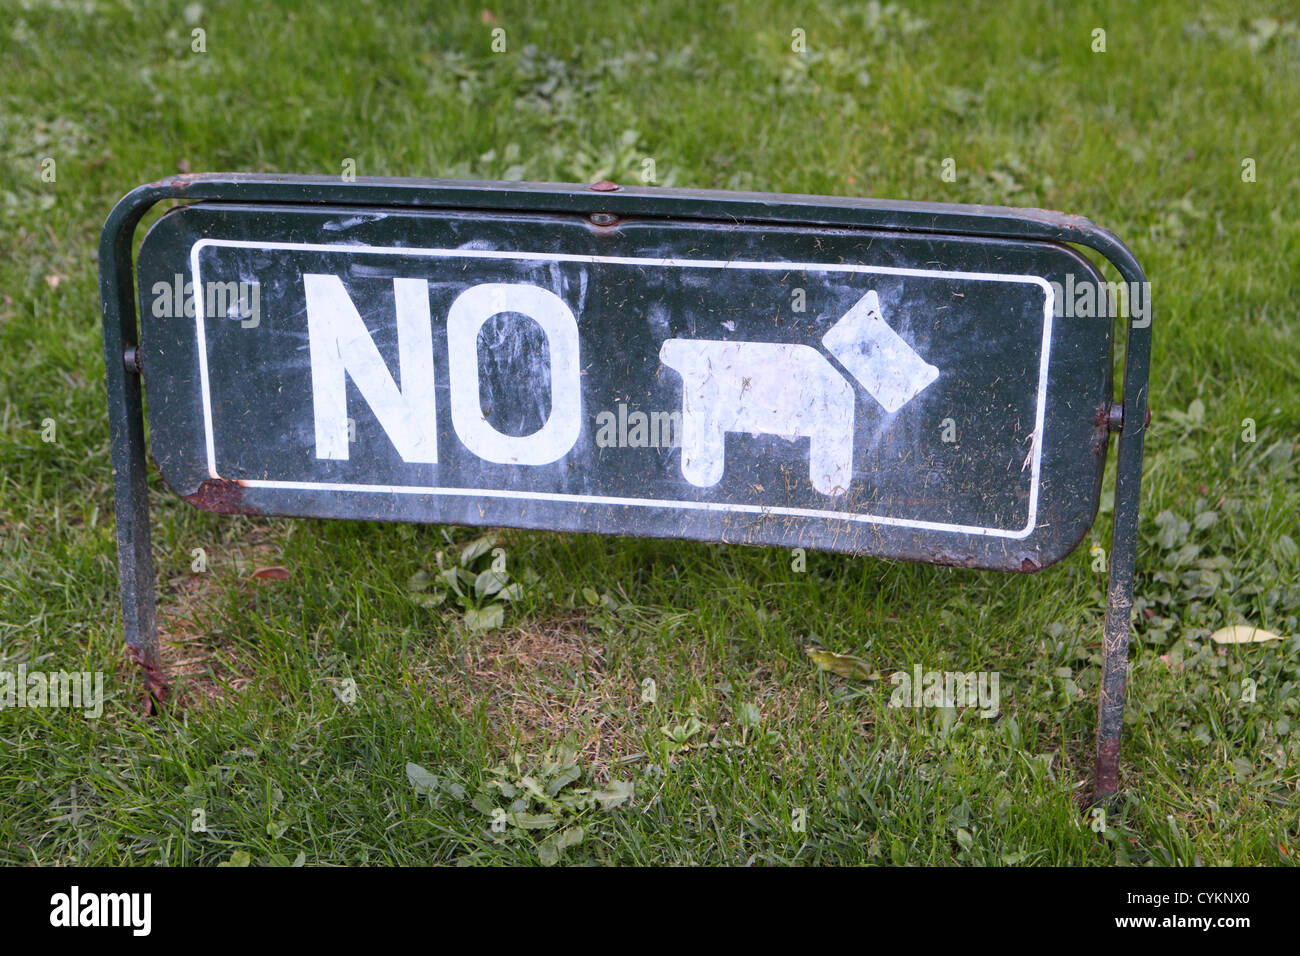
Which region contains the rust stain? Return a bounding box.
[1093,736,1121,799]
[184,477,257,515]
[155,172,200,192]
[128,644,171,713]
[1093,402,1113,458]
[1019,556,1040,573]
[1019,206,1095,229]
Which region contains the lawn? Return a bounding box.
[0,0,1297,865]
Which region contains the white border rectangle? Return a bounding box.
[191,238,1054,540]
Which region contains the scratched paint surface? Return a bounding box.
[137,203,1111,571]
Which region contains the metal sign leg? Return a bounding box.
[1093,317,1150,801]
[99,187,164,693]
[1094,460,1138,799]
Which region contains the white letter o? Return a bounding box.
[446,283,581,465]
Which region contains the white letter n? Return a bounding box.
[304,274,437,462]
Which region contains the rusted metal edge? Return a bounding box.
[183,478,258,516]
[127,644,170,713]
[125,173,1104,238]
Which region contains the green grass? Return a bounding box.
[1,0,1298,865]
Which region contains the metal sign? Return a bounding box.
[137,203,1111,570]
[101,175,1149,799]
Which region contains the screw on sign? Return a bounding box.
[100,175,1149,802]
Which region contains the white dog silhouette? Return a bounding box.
[659,339,854,496]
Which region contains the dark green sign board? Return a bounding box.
[101,175,1149,798]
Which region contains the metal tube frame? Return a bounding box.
[100,174,1149,798]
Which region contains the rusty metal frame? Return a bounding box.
[100,173,1149,798]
